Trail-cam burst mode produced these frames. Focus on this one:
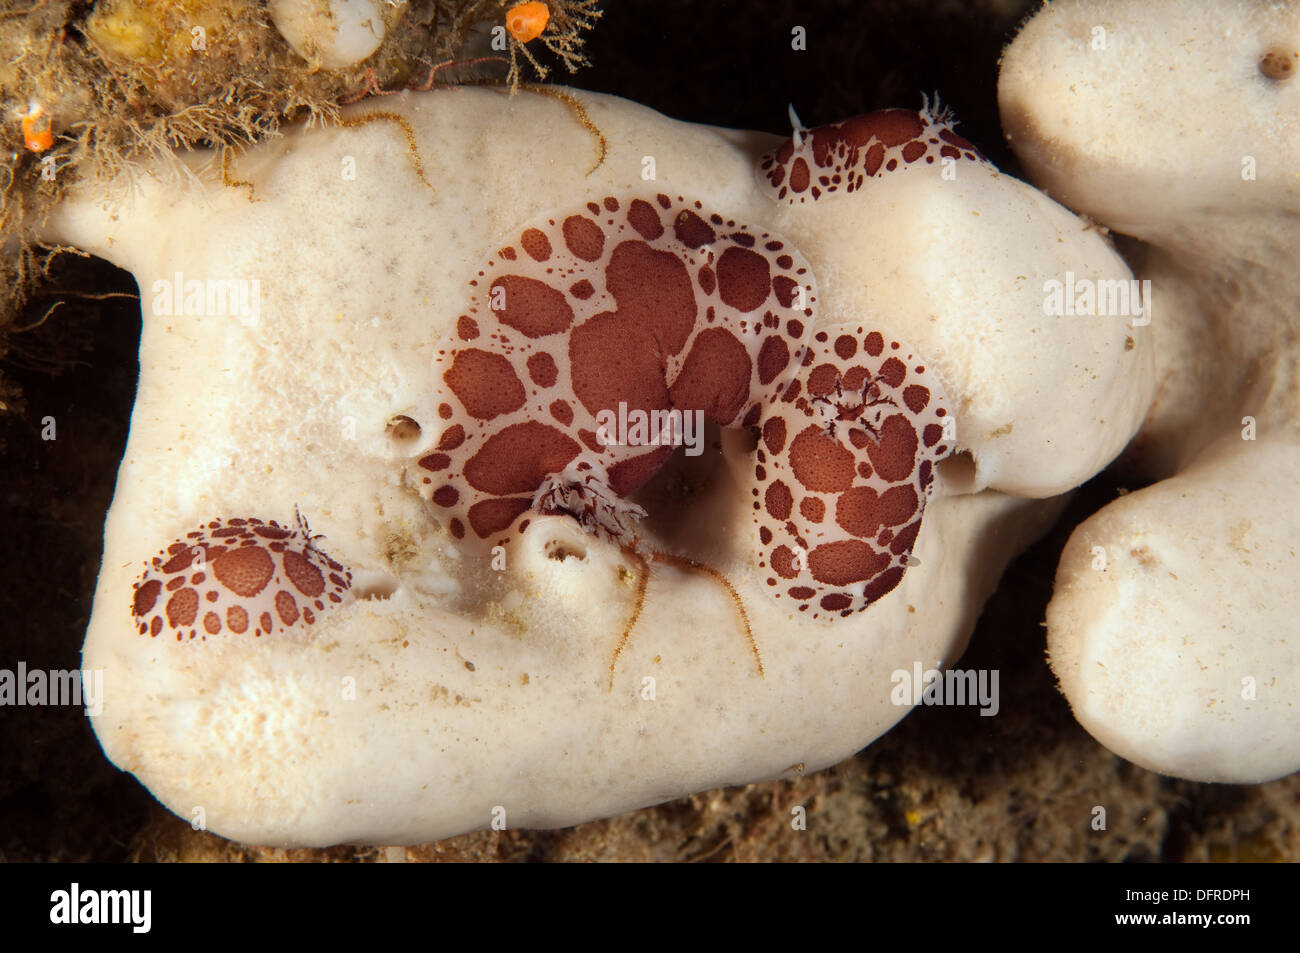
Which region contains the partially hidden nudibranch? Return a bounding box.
[411,181,955,679]
[130,516,354,641]
[758,101,987,204]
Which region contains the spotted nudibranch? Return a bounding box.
[758,102,986,204]
[413,180,954,619]
[130,517,354,641]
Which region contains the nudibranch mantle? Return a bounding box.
[412,186,954,618]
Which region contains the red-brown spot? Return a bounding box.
[673,209,716,248]
[762,416,787,455]
[283,550,326,597]
[463,421,581,495]
[807,363,841,397]
[609,446,676,496]
[879,357,907,388]
[717,246,770,313]
[275,590,299,626]
[437,425,464,451]
[468,497,532,538]
[203,611,221,635]
[526,352,559,388]
[562,215,605,261]
[836,484,918,538]
[227,605,248,634]
[865,415,919,482]
[757,335,790,386]
[132,579,162,617]
[165,588,198,628]
[570,279,595,300]
[668,327,752,425]
[923,423,944,448]
[491,275,575,338]
[457,316,480,341]
[902,140,927,163]
[771,545,800,579]
[800,497,826,523]
[212,546,274,598]
[627,199,664,240]
[259,612,273,634]
[432,486,460,507]
[789,157,810,193]
[520,228,552,261]
[864,332,884,356]
[789,426,857,492]
[903,384,930,413]
[444,349,527,420]
[419,453,451,472]
[765,481,794,520]
[834,335,857,359]
[808,540,890,586]
[549,399,573,426]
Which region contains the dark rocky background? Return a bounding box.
[1,0,1296,861]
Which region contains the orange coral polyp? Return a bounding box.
[506,1,550,43]
[22,105,52,153]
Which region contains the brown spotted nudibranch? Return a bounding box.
[130,516,354,642]
[758,100,988,204]
[412,187,955,633]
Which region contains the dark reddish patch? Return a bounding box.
[520,228,552,261]
[808,540,890,586]
[275,590,299,626]
[562,215,605,261]
[464,421,581,495]
[212,546,274,598]
[444,349,527,420]
[627,199,664,240]
[132,579,162,617]
[491,275,575,338]
[468,497,532,538]
[762,416,787,455]
[457,316,480,340]
[432,486,460,507]
[789,157,810,193]
[903,384,930,413]
[526,352,559,388]
[765,480,794,520]
[878,356,907,388]
[757,335,790,386]
[835,485,918,538]
[866,415,919,482]
[716,246,771,313]
[549,399,573,426]
[609,446,676,496]
[834,335,857,360]
[283,550,326,597]
[770,545,799,579]
[673,209,716,248]
[438,424,466,451]
[165,587,198,628]
[226,605,248,634]
[669,327,753,424]
[419,453,451,472]
[570,279,595,300]
[864,332,884,356]
[799,497,825,523]
[788,426,856,492]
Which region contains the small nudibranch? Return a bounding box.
[758,102,988,204]
[130,516,354,642]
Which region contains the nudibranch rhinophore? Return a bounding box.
[130,516,354,641]
[411,185,952,625]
